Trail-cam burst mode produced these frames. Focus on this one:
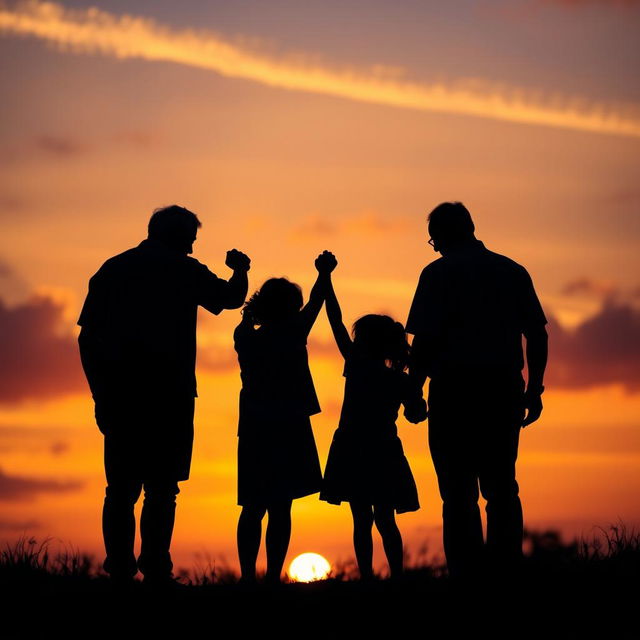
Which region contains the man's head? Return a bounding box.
[427,202,475,253]
[148,205,201,254]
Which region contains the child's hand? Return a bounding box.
[315,250,338,273]
[404,398,428,424]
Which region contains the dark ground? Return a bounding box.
[3,527,639,639]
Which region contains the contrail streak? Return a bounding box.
[2,1,639,138]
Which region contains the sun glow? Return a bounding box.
[288,553,332,582]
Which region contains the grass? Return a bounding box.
[1,536,93,582]
[2,525,638,638]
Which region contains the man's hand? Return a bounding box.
[226,249,251,272]
[522,391,543,427]
[404,398,428,424]
[315,250,338,273]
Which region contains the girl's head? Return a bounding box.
[243,278,303,325]
[351,314,410,371]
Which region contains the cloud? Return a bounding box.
[1,1,639,138]
[197,347,238,373]
[293,217,338,238]
[606,189,640,205]
[0,467,82,501]
[0,193,28,215]
[308,337,343,359]
[547,301,640,392]
[0,518,41,531]
[49,440,69,456]
[0,435,71,457]
[341,214,410,235]
[0,258,13,278]
[0,425,72,456]
[0,294,86,403]
[112,129,160,149]
[35,134,87,156]
[561,277,618,300]
[541,0,640,7]
[30,130,159,158]
[0,257,30,305]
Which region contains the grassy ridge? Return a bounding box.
[2,525,638,639]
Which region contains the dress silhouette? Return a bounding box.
[234,254,333,583]
[321,354,420,514]
[319,261,425,579]
[234,305,322,506]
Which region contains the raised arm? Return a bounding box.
[221,249,251,309]
[198,249,251,314]
[299,250,336,337]
[324,271,352,360]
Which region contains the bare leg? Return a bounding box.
[265,500,292,584]
[237,505,266,582]
[350,502,374,580]
[374,504,403,578]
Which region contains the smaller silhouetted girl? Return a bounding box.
[234,251,335,584]
[320,261,426,579]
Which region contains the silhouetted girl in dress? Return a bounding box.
[320,263,426,579]
[234,252,335,583]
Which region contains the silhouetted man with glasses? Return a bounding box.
[78,205,250,586]
[406,202,547,579]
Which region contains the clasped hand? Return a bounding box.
[404,398,428,424]
[226,249,251,272]
[315,250,338,273]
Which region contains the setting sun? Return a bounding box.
[288,553,332,583]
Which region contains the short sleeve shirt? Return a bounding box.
[78,239,229,397]
[406,241,547,377]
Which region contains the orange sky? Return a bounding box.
[1,0,639,574]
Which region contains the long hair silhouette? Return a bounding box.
[351,314,410,372]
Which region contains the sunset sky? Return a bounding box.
[1,0,639,574]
